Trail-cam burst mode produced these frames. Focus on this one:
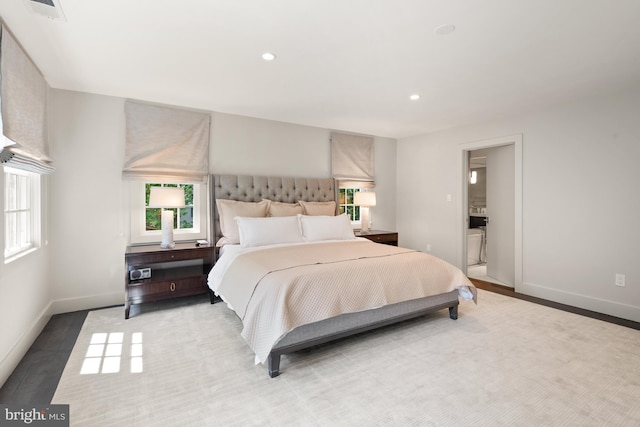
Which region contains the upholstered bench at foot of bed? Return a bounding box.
[267,290,460,378]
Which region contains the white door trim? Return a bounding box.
[458,134,523,289]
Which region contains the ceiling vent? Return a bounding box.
[24,0,67,21]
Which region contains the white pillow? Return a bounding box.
[216,199,270,245]
[299,200,336,216]
[236,216,304,248]
[298,214,356,242]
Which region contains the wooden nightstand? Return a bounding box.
[124,242,215,319]
[355,230,398,246]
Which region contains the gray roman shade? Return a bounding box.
[330,132,374,188]
[0,24,54,174]
[123,100,211,182]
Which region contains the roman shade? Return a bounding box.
[330,132,374,188]
[0,25,54,174]
[123,100,210,182]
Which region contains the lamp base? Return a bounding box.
[360,207,370,233]
[160,209,175,249]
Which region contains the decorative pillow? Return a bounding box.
[298,214,355,242]
[298,200,337,216]
[236,216,304,248]
[265,200,304,217]
[216,199,270,245]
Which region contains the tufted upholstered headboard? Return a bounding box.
[211,174,336,250]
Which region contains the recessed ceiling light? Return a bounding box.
[434,24,456,36]
[262,52,276,61]
[409,94,421,101]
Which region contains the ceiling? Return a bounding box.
[1,0,640,139]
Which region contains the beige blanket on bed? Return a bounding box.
[216,240,475,363]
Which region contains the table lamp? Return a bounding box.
[354,191,376,233]
[148,187,186,248]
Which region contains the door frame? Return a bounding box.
[459,134,523,289]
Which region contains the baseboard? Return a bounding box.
[519,281,640,323]
[0,302,53,388]
[49,292,123,315]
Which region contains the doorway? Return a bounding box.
[459,135,522,289]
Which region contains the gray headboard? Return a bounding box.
[211,174,336,248]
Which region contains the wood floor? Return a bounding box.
[0,283,637,405]
[470,278,640,330]
[0,310,88,404]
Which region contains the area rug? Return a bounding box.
[52,290,640,426]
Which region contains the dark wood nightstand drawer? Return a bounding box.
[365,233,397,244]
[355,230,399,246]
[127,277,205,301]
[126,246,214,265]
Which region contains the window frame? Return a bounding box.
[4,166,42,262]
[129,180,207,245]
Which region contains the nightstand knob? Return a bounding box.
[170,282,176,292]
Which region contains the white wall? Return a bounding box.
[370,136,396,232]
[45,91,397,314]
[210,112,331,178]
[397,86,640,322]
[0,243,52,387]
[48,91,128,312]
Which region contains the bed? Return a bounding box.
[208,174,476,377]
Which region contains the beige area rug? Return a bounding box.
[52,290,640,426]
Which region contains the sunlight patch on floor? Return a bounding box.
[80,332,143,374]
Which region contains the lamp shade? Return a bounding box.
[148,187,186,208]
[354,191,376,207]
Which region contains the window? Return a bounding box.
[4,167,41,261]
[129,181,207,245]
[145,183,194,231]
[338,187,361,222]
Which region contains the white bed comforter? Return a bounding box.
[208,239,476,363]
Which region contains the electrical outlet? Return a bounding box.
[615,274,626,287]
[426,244,432,252]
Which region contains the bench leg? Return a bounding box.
[449,304,458,320]
[268,353,281,378]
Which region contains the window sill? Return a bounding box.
[130,230,206,246]
[4,246,39,264]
